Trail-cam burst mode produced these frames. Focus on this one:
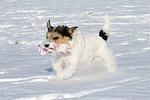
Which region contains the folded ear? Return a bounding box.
[47,20,52,31]
[67,26,78,35]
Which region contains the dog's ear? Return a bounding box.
[47,20,52,31]
[67,26,78,35]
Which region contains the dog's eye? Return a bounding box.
[53,36,59,40]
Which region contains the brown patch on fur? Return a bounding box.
[47,20,51,29]
[46,20,78,44]
[67,26,78,35]
[46,32,71,44]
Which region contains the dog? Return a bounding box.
[44,14,117,80]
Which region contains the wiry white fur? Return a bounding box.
[52,15,117,81]
[103,14,110,34]
[53,31,117,81]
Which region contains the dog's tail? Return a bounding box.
[99,14,110,41]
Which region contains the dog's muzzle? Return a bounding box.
[44,45,55,53]
[42,39,56,53]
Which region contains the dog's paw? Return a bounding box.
[54,76,64,81]
[54,74,66,81]
[54,78,62,81]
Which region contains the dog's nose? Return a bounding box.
[44,44,49,48]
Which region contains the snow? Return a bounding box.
[0,0,150,100]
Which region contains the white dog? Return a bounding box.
[44,15,117,80]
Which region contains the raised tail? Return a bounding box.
[99,14,110,41]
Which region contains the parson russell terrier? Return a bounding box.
[43,14,117,81]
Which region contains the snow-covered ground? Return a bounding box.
[0,0,150,100]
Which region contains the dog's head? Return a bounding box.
[44,20,78,55]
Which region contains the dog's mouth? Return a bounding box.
[38,42,71,55]
[47,47,55,53]
[43,40,57,53]
[44,45,56,53]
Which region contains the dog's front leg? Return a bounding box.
[55,56,79,81]
[55,44,84,81]
[53,57,65,74]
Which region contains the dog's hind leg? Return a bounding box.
[99,48,117,72]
